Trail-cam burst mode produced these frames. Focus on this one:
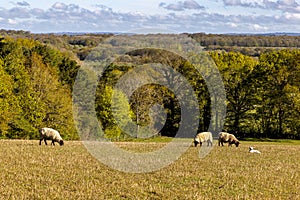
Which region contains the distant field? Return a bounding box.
[0,140,299,199]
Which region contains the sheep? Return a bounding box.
[249,146,261,154]
[193,132,213,147]
[39,127,64,146]
[218,132,239,147]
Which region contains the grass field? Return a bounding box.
[0,139,299,199]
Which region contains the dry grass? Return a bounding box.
[0,139,299,199]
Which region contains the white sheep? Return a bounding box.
[249,146,261,154]
[39,127,64,146]
[193,132,213,147]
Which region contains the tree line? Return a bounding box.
[0,33,299,140]
[0,37,79,139]
[92,47,300,140]
[189,33,300,57]
[189,32,300,48]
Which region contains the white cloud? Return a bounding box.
[284,12,300,19]
[51,2,68,10]
[251,24,269,31]
[223,0,267,7]
[223,0,300,13]
[159,0,205,11]
[8,19,17,24]
[227,22,238,28]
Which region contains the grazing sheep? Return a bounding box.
[39,127,64,146]
[249,146,261,154]
[218,132,239,147]
[193,132,213,147]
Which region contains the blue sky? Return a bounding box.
[0,0,300,33]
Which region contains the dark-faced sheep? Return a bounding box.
[218,132,239,147]
[193,132,213,147]
[39,127,64,146]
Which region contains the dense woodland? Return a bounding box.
[0,36,79,139]
[0,30,299,140]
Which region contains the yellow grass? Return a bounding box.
[0,140,299,199]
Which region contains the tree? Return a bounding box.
[255,49,300,138]
[95,48,210,138]
[0,59,19,137]
[28,52,78,139]
[210,52,258,137]
[0,37,78,139]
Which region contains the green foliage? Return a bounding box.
[95,85,134,140]
[104,125,122,141]
[211,50,300,139]
[0,59,18,137]
[0,37,78,139]
[95,48,210,138]
[210,52,258,136]
[254,49,300,138]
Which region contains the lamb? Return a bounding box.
[218,132,239,147]
[249,146,261,154]
[39,127,64,146]
[193,132,213,147]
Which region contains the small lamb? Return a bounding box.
[39,127,64,146]
[249,146,261,154]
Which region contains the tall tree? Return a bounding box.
[0,59,19,137]
[210,52,258,137]
[256,49,300,138]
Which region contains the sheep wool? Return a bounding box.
[218,132,239,147]
[193,132,213,147]
[39,127,64,146]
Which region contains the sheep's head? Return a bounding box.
[59,140,64,146]
[235,141,240,147]
[193,140,199,147]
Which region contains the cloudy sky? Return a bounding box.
[0,0,300,33]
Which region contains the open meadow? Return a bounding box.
[0,139,299,199]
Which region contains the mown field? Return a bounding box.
[0,139,299,199]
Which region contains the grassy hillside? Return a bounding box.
[0,140,299,199]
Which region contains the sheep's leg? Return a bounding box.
[51,140,55,146]
[200,142,202,147]
[220,141,224,146]
[39,139,42,145]
[44,139,47,145]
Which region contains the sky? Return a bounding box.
[0,0,300,33]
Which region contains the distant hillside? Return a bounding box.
[189,32,300,56]
[1,29,300,58]
[254,32,300,36]
[225,32,300,36]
